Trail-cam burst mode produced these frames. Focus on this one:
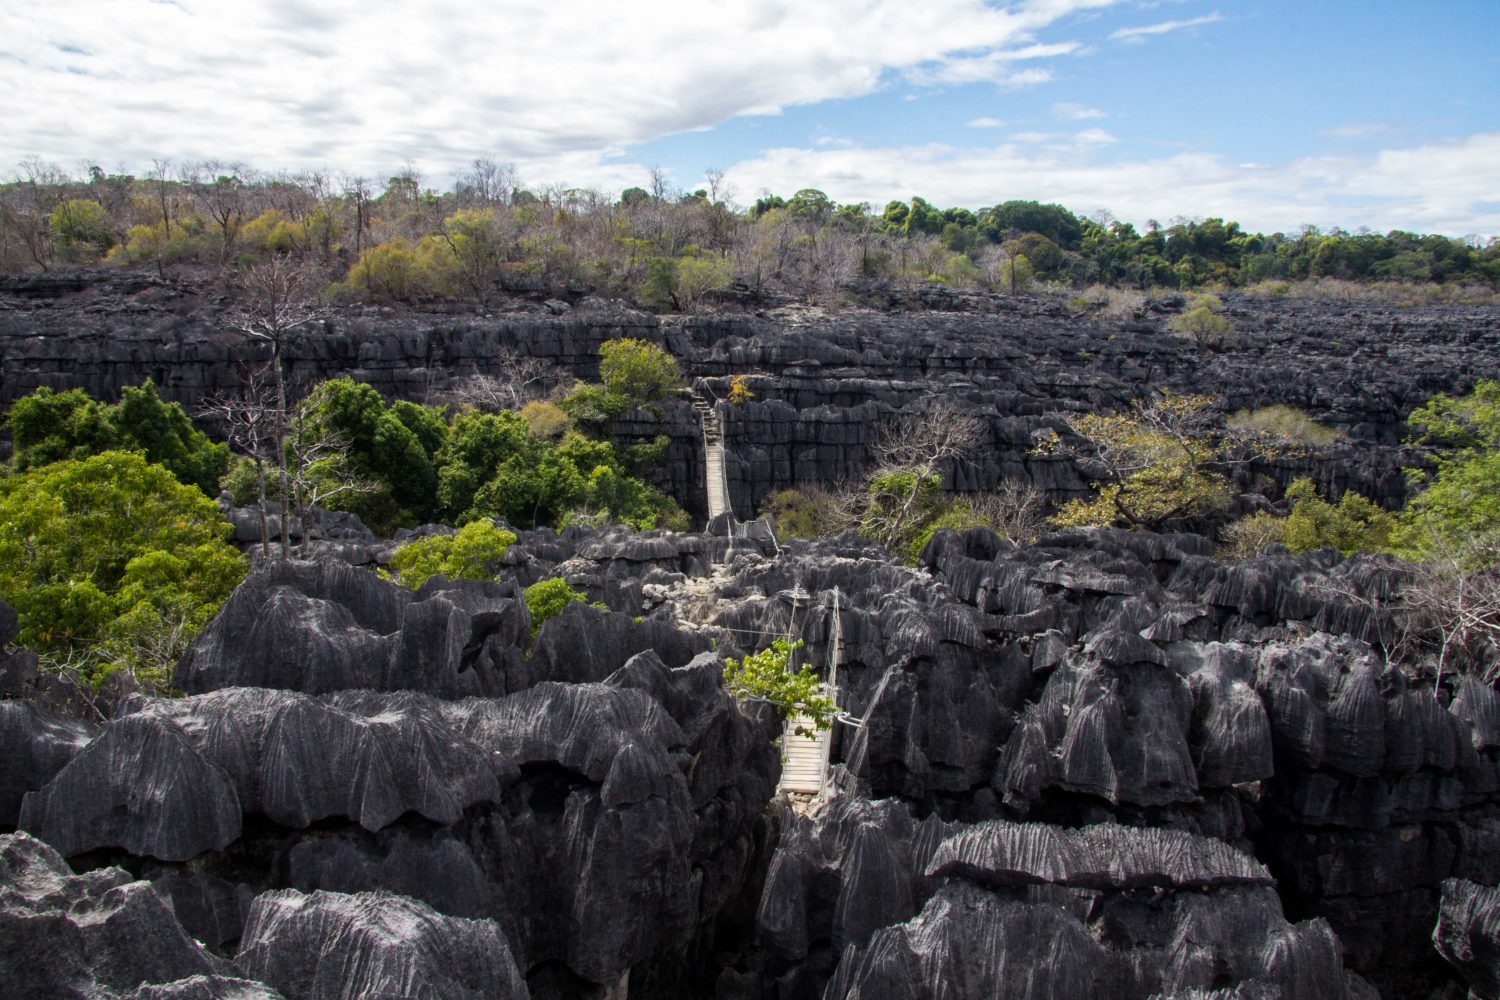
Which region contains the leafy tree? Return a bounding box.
[522,577,605,638]
[49,198,115,261]
[1394,380,1500,563]
[346,237,439,302]
[760,487,843,539]
[1042,392,1235,531]
[8,382,227,495]
[0,451,246,689]
[598,338,682,404]
[7,387,116,471]
[387,520,517,589]
[722,638,836,737]
[1222,478,1395,558]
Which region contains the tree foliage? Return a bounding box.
[598,338,682,404]
[1042,392,1235,531]
[0,451,246,689]
[1222,478,1395,558]
[387,520,518,590]
[522,577,605,639]
[8,382,228,495]
[1394,379,1500,563]
[722,638,836,736]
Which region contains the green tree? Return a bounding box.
[1394,380,1500,563]
[1042,392,1235,531]
[8,383,228,495]
[49,198,115,262]
[722,638,836,737]
[1223,478,1395,558]
[598,338,682,404]
[387,520,518,589]
[0,451,246,689]
[7,387,116,471]
[1168,294,1235,347]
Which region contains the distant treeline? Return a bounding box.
[1,158,1496,307]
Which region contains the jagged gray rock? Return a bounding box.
[235,889,527,1000]
[0,832,249,998]
[1434,878,1500,1000]
[175,560,530,697]
[0,698,94,825]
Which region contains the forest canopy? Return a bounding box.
[1,159,1494,310]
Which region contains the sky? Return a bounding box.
[2,0,1497,237]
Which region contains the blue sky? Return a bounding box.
[2,0,1497,235]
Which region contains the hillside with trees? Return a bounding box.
[1,159,1495,310]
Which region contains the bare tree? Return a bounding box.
[341,174,373,256]
[872,399,988,474]
[971,480,1049,546]
[200,362,282,558]
[0,157,67,271]
[441,350,570,411]
[283,398,379,555]
[182,161,251,265]
[456,158,519,208]
[1400,529,1500,687]
[226,258,325,557]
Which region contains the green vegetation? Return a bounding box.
[282,361,685,535]
[522,577,605,638]
[8,382,228,494]
[0,451,246,690]
[1042,392,1236,531]
[2,161,1493,302]
[597,338,682,405]
[1167,293,1235,348]
[387,520,518,590]
[1223,479,1396,558]
[721,638,836,737]
[1393,379,1500,563]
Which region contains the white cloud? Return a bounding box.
[1320,122,1396,139]
[0,0,1125,185]
[966,118,1007,128]
[1053,102,1106,120]
[719,131,1500,236]
[1074,128,1117,145]
[1110,12,1223,43]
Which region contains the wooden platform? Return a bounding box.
[778,714,830,795]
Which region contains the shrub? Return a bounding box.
[760,487,844,540]
[522,577,604,638]
[519,400,569,441]
[387,520,517,589]
[1228,405,1343,449]
[722,638,835,736]
[1168,294,1235,347]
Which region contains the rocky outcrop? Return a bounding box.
[10,550,777,998]
[751,797,1369,1000]
[6,269,1498,518]
[1434,878,1500,1000]
[235,889,527,1000]
[0,831,267,998]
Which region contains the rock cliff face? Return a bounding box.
[5,269,1498,517]
[2,559,778,999]
[7,522,1500,996]
[6,271,1500,998]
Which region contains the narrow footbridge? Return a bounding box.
[777,589,850,799]
[691,390,732,521]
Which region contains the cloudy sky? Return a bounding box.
[3,0,1497,236]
